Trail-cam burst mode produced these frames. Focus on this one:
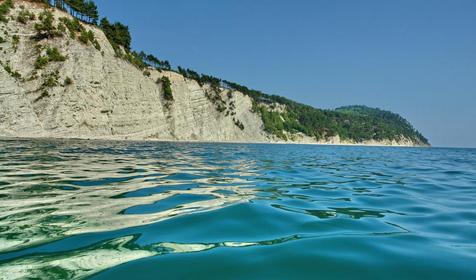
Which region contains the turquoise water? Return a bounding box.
[0,139,475,279]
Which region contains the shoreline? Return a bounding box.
[0,135,430,148]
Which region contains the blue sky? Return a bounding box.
[95,0,475,148]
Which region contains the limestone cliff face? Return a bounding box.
[0,1,421,146]
[0,2,268,142]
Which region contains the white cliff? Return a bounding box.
[0,1,269,142]
[0,1,424,146]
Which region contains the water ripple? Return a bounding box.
[0,140,475,279]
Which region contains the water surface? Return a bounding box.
[0,139,475,279]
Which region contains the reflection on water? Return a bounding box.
[0,140,256,254]
[0,232,301,280]
[0,139,476,279]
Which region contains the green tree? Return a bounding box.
[100,17,131,51]
[60,0,98,23]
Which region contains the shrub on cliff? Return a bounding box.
[161,77,173,101]
[122,51,147,70]
[46,46,66,61]
[42,75,58,88]
[0,0,13,23]
[35,55,49,69]
[78,29,95,46]
[1,61,22,79]
[233,118,245,130]
[60,17,82,38]
[35,10,61,38]
[41,71,60,88]
[12,34,19,50]
[64,76,73,86]
[17,8,36,24]
[35,46,66,69]
[59,17,100,50]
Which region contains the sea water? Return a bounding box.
[0,139,475,279]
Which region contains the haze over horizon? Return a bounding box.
[95,0,476,148]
